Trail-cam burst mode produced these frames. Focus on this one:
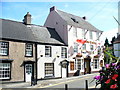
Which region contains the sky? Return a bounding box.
[0,0,119,43]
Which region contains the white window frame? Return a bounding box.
[0,63,11,79]
[82,44,86,50]
[82,29,85,39]
[0,42,9,56]
[96,32,99,41]
[77,59,81,70]
[93,59,99,69]
[61,47,67,58]
[73,27,77,37]
[45,46,51,57]
[89,31,93,39]
[90,45,94,50]
[45,63,54,77]
[74,43,78,53]
[25,43,33,57]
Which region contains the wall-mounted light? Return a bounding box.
[40,55,43,57]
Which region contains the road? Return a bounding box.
[1,73,100,90]
[38,73,100,89]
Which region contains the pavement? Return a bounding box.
[1,73,101,89]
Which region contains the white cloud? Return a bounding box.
[101,28,118,44]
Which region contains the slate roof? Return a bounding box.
[0,19,65,45]
[57,10,102,32]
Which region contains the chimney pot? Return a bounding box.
[50,6,56,12]
[82,16,86,20]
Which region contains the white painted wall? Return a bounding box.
[37,44,67,79]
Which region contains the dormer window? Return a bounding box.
[71,18,78,23]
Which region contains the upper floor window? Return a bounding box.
[82,44,86,50]
[82,29,86,39]
[25,43,33,57]
[73,27,77,37]
[61,47,67,58]
[89,31,93,39]
[45,46,51,57]
[74,43,78,52]
[0,42,9,56]
[90,45,94,50]
[96,32,99,40]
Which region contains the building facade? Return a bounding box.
[44,6,104,76]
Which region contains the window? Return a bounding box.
[45,46,51,57]
[45,63,54,77]
[89,31,93,39]
[93,59,99,69]
[96,32,99,40]
[70,61,74,70]
[73,27,77,37]
[74,43,78,52]
[0,42,9,56]
[61,47,67,58]
[25,43,33,57]
[0,63,11,79]
[82,44,86,50]
[77,59,81,70]
[82,29,85,39]
[90,45,94,50]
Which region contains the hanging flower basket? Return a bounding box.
[94,55,100,58]
[76,53,82,57]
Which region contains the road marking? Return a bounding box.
[38,76,92,88]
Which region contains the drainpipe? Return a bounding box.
[35,43,37,84]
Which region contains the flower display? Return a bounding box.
[93,61,120,90]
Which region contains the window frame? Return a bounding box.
[0,62,11,80]
[73,27,77,37]
[45,46,52,57]
[89,31,93,40]
[82,44,86,50]
[61,47,67,58]
[25,43,33,57]
[45,63,54,77]
[74,43,78,53]
[93,59,99,69]
[0,42,9,56]
[77,59,81,70]
[90,45,94,51]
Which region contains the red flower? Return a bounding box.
[105,79,111,84]
[112,74,118,80]
[110,84,117,89]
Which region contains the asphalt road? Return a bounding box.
[38,73,100,89]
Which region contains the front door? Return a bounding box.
[25,64,32,82]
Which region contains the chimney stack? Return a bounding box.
[23,12,31,25]
[82,16,86,20]
[50,6,56,12]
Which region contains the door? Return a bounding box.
[25,64,32,82]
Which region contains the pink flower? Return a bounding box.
[105,64,110,68]
[94,75,100,80]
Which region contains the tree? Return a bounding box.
[104,38,109,47]
[111,36,116,46]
